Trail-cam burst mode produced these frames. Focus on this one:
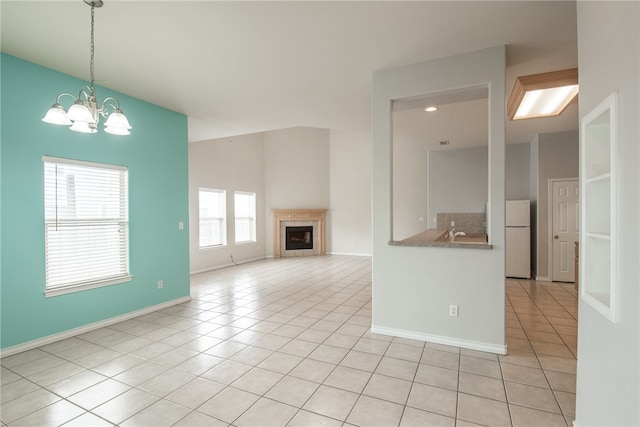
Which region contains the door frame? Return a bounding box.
[547,177,579,282]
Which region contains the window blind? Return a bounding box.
[234,191,256,243]
[199,188,226,247]
[43,156,130,296]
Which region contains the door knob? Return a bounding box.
[554,235,559,239]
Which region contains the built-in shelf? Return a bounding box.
[580,91,618,322]
[585,173,611,185]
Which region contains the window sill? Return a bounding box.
[44,275,133,298]
[235,240,257,246]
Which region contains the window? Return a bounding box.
[199,188,226,247]
[234,191,256,243]
[43,156,130,297]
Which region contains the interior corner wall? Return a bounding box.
[188,133,266,273]
[372,46,507,353]
[575,2,639,425]
[0,54,190,350]
[328,130,372,256]
[529,135,539,278]
[534,130,578,280]
[263,127,330,257]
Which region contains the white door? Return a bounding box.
[552,180,579,282]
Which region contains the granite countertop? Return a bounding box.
[389,229,493,250]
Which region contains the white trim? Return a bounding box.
[189,256,267,275]
[44,275,133,298]
[0,296,191,358]
[547,177,579,282]
[371,324,507,355]
[534,275,551,282]
[327,252,373,257]
[42,155,127,171]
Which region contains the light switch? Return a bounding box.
[178,221,184,230]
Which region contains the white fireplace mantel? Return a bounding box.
[273,209,327,257]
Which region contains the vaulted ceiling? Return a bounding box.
[1,1,578,144]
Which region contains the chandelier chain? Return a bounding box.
[90,6,95,87]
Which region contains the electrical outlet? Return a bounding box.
[157,280,163,289]
[449,305,458,317]
[450,221,455,227]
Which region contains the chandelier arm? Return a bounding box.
[77,86,93,103]
[54,92,79,105]
[99,97,121,117]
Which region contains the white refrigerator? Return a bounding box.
[506,200,531,278]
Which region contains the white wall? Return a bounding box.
[575,2,639,426]
[534,130,579,279]
[329,130,372,255]
[428,147,488,228]
[189,133,266,272]
[264,127,330,257]
[393,135,428,240]
[372,46,507,353]
[506,143,531,200]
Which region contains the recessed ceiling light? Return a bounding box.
[425,106,438,112]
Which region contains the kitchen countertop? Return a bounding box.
[389,229,493,249]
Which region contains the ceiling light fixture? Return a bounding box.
[425,106,438,112]
[507,68,578,121]
[42,0,131,135]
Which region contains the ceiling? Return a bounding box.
[1,1,578,144]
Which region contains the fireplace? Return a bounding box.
[272,209,327,257]
[286,226,314,250]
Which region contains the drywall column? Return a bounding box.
[575,2,639,425]
[371,46,507,353]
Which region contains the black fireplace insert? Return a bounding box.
[285,226,313,250]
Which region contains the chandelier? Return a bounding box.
[42,0,131,135]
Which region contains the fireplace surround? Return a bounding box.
[273,209,327,257]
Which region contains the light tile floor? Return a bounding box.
[1,256,578,426]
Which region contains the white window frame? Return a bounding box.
[199,188,227,248]
[43,156,131,297]
[234,191,257,244]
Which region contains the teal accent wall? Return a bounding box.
[0,54,190,349]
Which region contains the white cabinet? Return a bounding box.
[580,92,617,322]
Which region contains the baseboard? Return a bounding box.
[190,256,267,275]
[534,275,551,282]
[371,324,507,355]
[0,295,191,358]
[327,252,372,257]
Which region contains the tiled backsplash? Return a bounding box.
[437,212,486,234]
